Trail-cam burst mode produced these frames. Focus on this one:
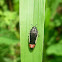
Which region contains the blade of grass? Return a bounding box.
[20,0,45,62]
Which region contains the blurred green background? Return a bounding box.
[0,0,62,62]
[44,0,62,62]
[0,0,20,62]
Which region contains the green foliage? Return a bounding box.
[47,44,62,56]
[0,0,19,38]
[45,0,62,62]
[13,0,19,13]
[0,0,62,62]
[0,0,20,62]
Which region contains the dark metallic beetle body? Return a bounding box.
[29,27,38,48]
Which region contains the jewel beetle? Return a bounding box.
[29,27,38,48]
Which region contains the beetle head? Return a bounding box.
[30,27,38,34]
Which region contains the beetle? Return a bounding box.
[29,26,38,48]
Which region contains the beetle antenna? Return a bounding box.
[31,24,33,26]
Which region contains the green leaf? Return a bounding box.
[47,44,62,56]
[0,36,19,45]
[0,29,19,45]
[20,0,45,62]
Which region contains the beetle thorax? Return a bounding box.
[31,27,37,34]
